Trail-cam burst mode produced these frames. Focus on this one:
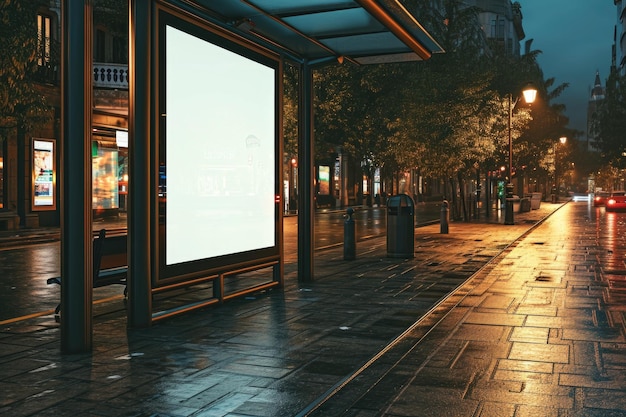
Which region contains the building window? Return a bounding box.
[490,18,505,39]
[95,28,106,62]
[94,28,127,64]
[37,14,52,68]
[112,35,127,64]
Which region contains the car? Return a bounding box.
[605,191,626,212]
[593,191,611,206]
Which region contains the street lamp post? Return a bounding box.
[553,136,567,203]
[505,85,537,225]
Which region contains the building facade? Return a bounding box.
[472,0,526,56]
[615,0,625,75]
[587,71,606,152]
[0,1,128,230]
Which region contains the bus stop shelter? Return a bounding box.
[61,0,443,353]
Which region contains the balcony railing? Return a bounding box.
[93,63,128,89]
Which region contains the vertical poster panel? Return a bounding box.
[32,138,57,210]
[158,9,281,282]
[318,166,330,195]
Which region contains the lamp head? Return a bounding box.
[559,136,567,144]
[522,84,537,104]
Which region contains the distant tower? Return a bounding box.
[586,71,605,152]
[616,0,625,75]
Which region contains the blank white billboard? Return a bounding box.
[164,24,276,266]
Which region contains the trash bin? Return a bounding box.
[530,192,542,209]
[512,195,521,213]
[387,194,415,258]
[519,197,531,212]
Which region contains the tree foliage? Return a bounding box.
[270,0,577,197]
[290,0,574,198]
[0,0,52,133]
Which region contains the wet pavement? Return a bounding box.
[2,201,626,416]
[0,205,434,322]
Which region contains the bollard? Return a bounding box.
[504,183,515,225]
[344,207,356,260]
[440,200,449,234]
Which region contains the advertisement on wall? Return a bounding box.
[32,138,56,210]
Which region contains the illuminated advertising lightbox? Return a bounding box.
[159,11,280,277]
[32,138,56,210]
[318,166,330,195]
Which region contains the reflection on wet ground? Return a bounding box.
[5,203,626,416]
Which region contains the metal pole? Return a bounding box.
[297,62,314,282]
[128,0,152,327]
[440,200,449,234]
[60,0,93,353]
[505,93,514,225]
[343,208,356,260]
[554,144,559,203]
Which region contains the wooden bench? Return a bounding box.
[47,229,128,315]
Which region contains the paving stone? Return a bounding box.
[496,358,554,374]
[475,401,516,417]
[562,327,626,343]
[452,324,507,342]
[559,369,626,389]
[509,326,550,343]
[468,382,574,409]
[492,368,556,384]
[464,311,526,327]
[514,404,560,417]
[509,341,570,363]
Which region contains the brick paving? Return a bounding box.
[2,202,626,416]
[311,203,626,417]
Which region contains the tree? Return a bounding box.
[283,63,299,158]
[0,0,52,134]
[398,0,504,217]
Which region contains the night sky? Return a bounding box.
[520,0,616,136]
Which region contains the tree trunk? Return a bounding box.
[448,177,460,221]
[485,169,491,218]
[458,171,468,221]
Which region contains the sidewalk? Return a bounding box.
[2,202,625,416]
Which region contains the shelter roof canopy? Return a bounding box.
[187,0,444,64]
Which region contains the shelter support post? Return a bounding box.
[128,0,153,327]
[60,0,94,353]
[297,62,314,282]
